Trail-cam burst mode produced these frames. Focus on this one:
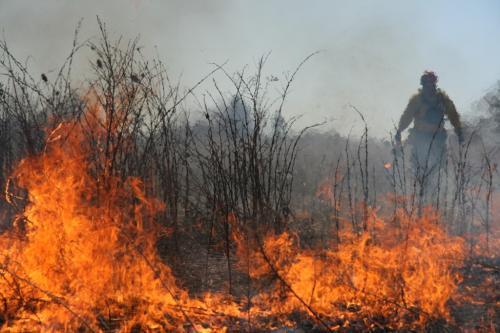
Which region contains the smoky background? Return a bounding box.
[1,0,500,138]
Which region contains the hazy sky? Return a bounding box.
[1,0,500,137]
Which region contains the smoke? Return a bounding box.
[1,0,500,137]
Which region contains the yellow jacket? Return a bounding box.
[398,89,462,135]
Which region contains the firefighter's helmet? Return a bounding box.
[420,71,438,86]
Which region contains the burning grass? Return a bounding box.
[0,121,189,331]
[0,26,496,331]
[0,117,470,332]
[233,209,466,331]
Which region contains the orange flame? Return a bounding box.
[0,120,195,331]
[232,209,466,330]
[0,113,469,331]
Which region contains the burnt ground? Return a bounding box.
[450,257,499,332]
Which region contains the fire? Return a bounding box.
[0,120,193,331]
[233,209,465,330]
[0,113,468,331]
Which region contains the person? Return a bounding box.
[395,71,464,174]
